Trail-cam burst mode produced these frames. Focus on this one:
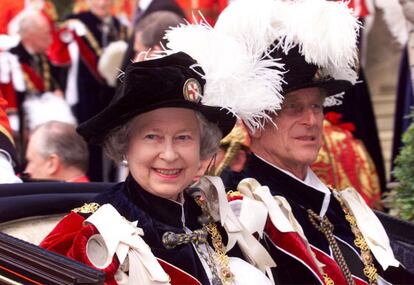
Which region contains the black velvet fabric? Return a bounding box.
[92,175,211,284]
[77,52,236,144]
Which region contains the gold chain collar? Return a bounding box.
[333,193,378,285]
[195,196,234,285]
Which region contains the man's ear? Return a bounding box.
[46,154,60,175]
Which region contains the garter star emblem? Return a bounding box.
[183,78,201,103]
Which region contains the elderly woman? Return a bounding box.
[40,52,274,285]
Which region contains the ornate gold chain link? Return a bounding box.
[195,197,234,285]
[334,194,378,285]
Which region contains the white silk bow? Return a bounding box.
[85,204,171,285]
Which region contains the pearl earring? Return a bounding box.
[122,155,128,166]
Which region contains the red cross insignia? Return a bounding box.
[183,78,201,103]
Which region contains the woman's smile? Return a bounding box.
[153,168,182,178]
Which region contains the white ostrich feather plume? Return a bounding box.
[215,0,360,85]
[215,0,277,59]
[272,0,360,84]
[165,20,284,130]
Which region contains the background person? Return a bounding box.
[119,0,185,71]
[0,9,64,163]
[25,121,89,182]
[132,10,185,62]
[58,0,128,181]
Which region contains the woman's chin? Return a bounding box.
[147,185,184,201]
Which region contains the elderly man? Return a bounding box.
[213,0,414,284]
[132,11,185,62]
[0,10,63,158]
[25,121,89,182]
[56,0,128,181]
[62,0,127,124]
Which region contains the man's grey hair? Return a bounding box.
[103,110,223,163]
[135,11,186,48]
[33,121,89,172]
[9,9,46,37]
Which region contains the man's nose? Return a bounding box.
[301,107,318,125]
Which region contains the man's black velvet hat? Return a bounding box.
[77,52,236,144]
[269,45,353,96]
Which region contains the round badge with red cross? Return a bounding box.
[183,78,202,103]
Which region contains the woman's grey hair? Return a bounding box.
[103,110,223,163]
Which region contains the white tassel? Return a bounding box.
[165,21,284,131]
[323,93,344,107]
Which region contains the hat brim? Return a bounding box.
[284,78,352,97]
[77,99,236,145]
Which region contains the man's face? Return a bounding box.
[89,0,113,19]
[25,130,52,179]
[251,87,324,179]
[27,16,52,53]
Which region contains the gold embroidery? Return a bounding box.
[323,273,335,285]
[226,190,242,199]
[72,202,100,214]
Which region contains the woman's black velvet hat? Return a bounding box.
[77,52,236,144]
[269,45,352,96]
